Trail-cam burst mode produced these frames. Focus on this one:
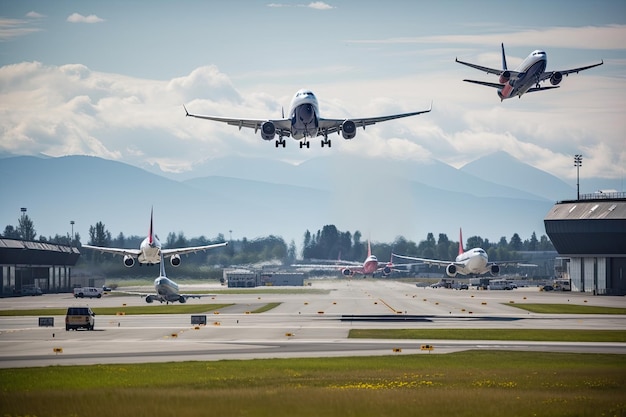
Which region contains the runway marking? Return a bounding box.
[377,298,398,313]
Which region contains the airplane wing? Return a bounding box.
[317,104,432,135]
[82,245,142,257]
[455,58,503,75]
[538,61,604,82]
[461,79,504,89]
[162,242,228,258]
[392,253,452,268]
[183,106,292,137]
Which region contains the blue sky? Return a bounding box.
[1,0,625,181]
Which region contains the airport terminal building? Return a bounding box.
[0,238,80,296]
[544,192,626,295]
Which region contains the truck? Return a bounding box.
[73,287,103,299]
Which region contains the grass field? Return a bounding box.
[1,351,625,417]
[508,303,626,314]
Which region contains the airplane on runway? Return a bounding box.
[455,43,603,101]
[184,89,431,148]
[392,228,529,278]
[147,253,201,303]
[82,208,228,268]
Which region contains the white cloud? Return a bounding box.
[0,60,623,181]
[267,2,334,10]
[347,24,626,50]
[26,11,46,19]
[66,13,105,24]
[0,17,41,40]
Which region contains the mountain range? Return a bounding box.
[0,151,621,250]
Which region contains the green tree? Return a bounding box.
[2,225,20,239]
[509,233,523,251]
[88,222,111,246]
[18,213,36,240]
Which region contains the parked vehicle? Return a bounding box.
[21,285,43,296]
[73,287,103,299]
[65,307,95,331]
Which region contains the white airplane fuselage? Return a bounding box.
[137,235,161,264]
[154,276,183,303]
[499,50,547,100]
[289,90,321,140]
[455,248,489,275]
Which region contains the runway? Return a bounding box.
[1,279,625,368]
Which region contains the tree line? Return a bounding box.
[3,214,554,270]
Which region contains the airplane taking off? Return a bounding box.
[455,43,603,101]
[184,89,431,148]
[82,208,228,268]
[392,229,525,278]
[295,241,398,277]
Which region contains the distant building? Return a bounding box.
[0,238,80,296]
[223,268,305,287]
[544,192,626,295]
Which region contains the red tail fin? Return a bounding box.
[458,228,464,255]
[148,207,154,246]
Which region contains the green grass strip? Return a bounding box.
[506,303,626,314]
[349,328,626,342]
[250,302,282,313]
[1,352,625,417]
[0,304,233,316]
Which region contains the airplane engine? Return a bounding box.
[446,264,458,277]
[498,71,511,84]
[342,268,353,276]
[490,264,500,276]
[260,121,276,141]
[382,266,392,276]
[145,295,154,303]
[123,255,135,268]
[178,295,186,303]
[170,254,181,267]
[341,120,356,140]
[550,71,563,86]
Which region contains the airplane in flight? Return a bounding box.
[455,43,603,101]
[392,229,527,278]
[295,240,400,277]
[82,208,228,268]
[184,89,431,148]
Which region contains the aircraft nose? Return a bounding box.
[298,104,315,123]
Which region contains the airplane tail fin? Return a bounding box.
[501,43,508,70]
[367,240,372,257]
[159,253,167,278]
[458,228,465,256]
[149,207,154,246]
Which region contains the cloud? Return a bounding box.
[267,2,334,10]
[26,11,45,19]
[0,60,623,181]
[66,13,105,24]
[0,17,42,41]
[346,24,626,50]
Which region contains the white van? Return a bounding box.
[73,287,103,299]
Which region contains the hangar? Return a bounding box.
[544,192,626,295]
[0,238,80,296]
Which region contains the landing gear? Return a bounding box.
[275,136,286,147]
[321,138,331,147]
[299,140,310,149]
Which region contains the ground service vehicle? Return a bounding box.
[65,307,96,331]
[73,287,103,298]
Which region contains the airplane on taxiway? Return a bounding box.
[82,208,228,268]
[295,240,402,278]
[392,228,532,278]
[455,43,603,101]
[184,89,431,148]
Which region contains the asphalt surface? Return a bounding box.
[1,279,625,368]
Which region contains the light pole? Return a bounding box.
[574,154,582,200]
[70,220,75,246]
